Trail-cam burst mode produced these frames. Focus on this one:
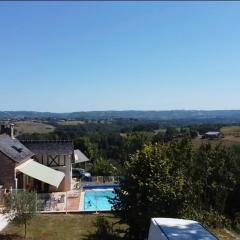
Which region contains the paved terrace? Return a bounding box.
[38,191,81,212]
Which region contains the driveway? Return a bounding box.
[0,214,8,231]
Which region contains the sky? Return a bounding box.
[0,2,240,112]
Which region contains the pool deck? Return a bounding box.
[40,187,115,213]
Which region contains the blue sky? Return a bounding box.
[0,2,239,112]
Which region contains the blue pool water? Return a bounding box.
[83,190,116,211]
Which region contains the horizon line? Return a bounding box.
[1,109,240,114]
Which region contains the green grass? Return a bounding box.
[191,125,240,149]
[221,126,240,137]
[192,136,240,149]
[1,214,237,240]
[213,228,239,240]
[2,214,126,240]
[57,120,86,126]
[14,121,55,135]
[154,128,166,134]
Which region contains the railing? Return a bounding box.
[37,191,81,212]
[78,176,121,187]
[0,189,81,213]
[0,189,24,210]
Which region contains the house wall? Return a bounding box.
[0,151,16,189]
[35,154,66,166]
[53,161,72,191]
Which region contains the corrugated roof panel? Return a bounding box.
[16,159,65,188]
[74,149,89,163]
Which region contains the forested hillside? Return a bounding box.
[2,110,240,122]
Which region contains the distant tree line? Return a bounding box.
[18,120,228,172]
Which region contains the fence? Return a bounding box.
[78,176,121,188]
[37,191,81,212]
[0,189,24,211]
[0,189,81,213]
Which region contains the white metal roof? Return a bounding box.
[149,218,218,240]
[74,149,89,163]
[16,159,65,188]
[205,131,220,135]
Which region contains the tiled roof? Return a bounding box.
[0,134,34,162]
[21,140,74,155]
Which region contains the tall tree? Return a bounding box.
[192,143,237,214]
[90,158,117,176]
[112,140,190,239]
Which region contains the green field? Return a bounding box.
[191,126,240,149]
[57,120,86,126]
[14,121,55,135]
[192,137,240,149]
[221,126,240,138]
[1,214,237,240]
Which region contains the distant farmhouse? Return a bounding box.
[0,123,89,192]
[202,131,224,140]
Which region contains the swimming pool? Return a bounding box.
[83,190,116,211]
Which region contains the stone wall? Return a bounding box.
[0,151,16,189]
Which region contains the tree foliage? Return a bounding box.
[112,140,192,239]
[112,139,240,239]
[90,158,117,176]
[4,191,38,239]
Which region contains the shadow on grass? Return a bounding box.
[83,231,125,240]
[82,215,127,240]
[0,234,23,240]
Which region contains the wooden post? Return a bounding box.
[65,191,68,214]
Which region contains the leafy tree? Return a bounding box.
[90,158,117,176]
[225,145,240,221]
[189,128,199,138]
[164,127,178,141]
[152,131,164,143]
[192,144,236,214]
[112,141,190,239]
[4,191,38,239]
[74,136,99,160]
[179,143,240,228]
[93,216,114,240]
[132,123,159,132]
[111,138,240,238]
[122,132,152,162]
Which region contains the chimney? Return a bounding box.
[10,123,15,139]
[1,125,5,134]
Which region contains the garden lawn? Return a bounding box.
[1,214,126,240]
[1,214,238,240]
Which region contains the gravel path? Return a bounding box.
[0,214,8,231]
